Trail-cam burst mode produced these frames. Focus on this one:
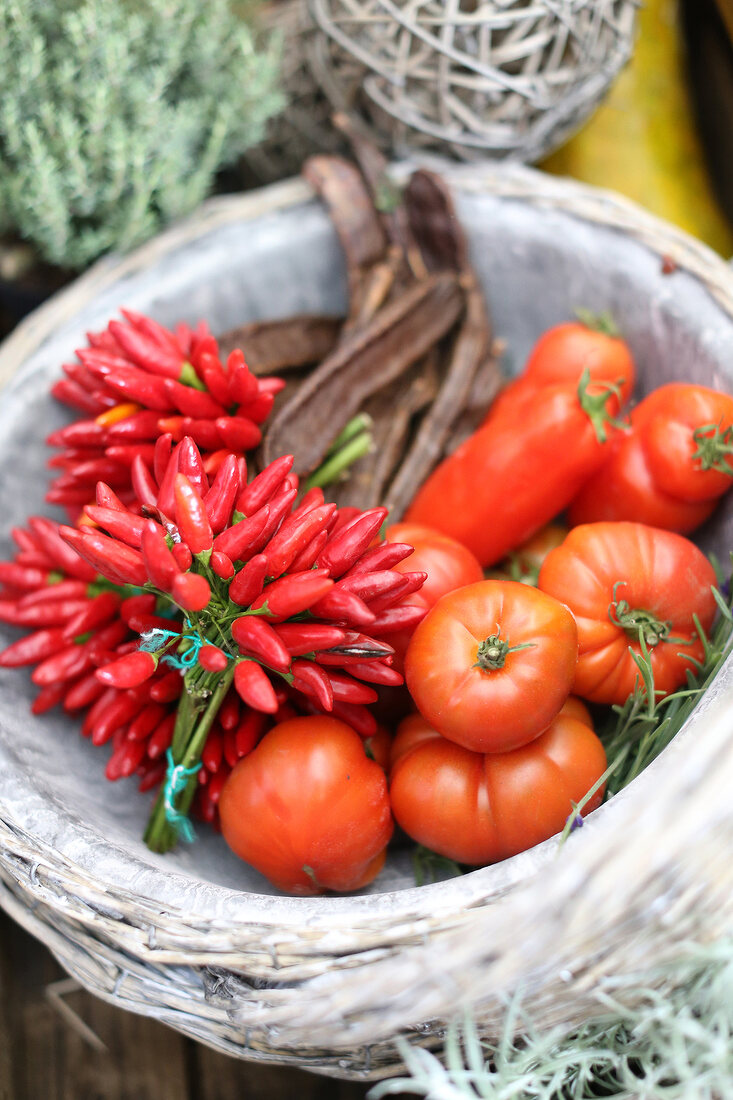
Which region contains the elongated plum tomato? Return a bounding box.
[538,522,717,704]
[383,522,484,671]
[218,716,393,895]
[404,580,578,752]
[389,712,607,865]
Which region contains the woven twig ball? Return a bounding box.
[307,0,638,161]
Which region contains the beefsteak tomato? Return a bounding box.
[538,521,718,704]
[389,711,607,865]
[404,580,578,752]
[219,716,393,895]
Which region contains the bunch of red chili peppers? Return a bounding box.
[0,311,424,852]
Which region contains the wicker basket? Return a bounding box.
[307,0,639,161]
[1,163,733,1081]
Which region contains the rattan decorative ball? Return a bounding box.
[307,0,638,161]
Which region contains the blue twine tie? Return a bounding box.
[139,626,210,670]
[163,749,199,843]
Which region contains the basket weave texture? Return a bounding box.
[1,164,733,1081]
[307,0,638,160]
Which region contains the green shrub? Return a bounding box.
[0,0,283,269]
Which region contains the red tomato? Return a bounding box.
[389,711,607,865]
[218,716,393,895]
[538,522,717,704]
[558,695,594,729]
[570,383,733,533]
[488,318,636,423]
[383,522,484,671]
[363,723,393,771]
[404,580,578,753]
[405,378,622,566]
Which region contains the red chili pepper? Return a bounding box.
[239,390,274,425]
[368,604,427,635]
[203,455,240,533]
[106,737,149,781]
[213,505,270,563]
[171,571,210,611]
[47,421,106,448]
[171,542,193,572]
[149,670,183,703]
[272,623,346,656]
[231,616,291,672]
[250,485,298,552]
[0,562,54,590]
[105,410,162,442]
[127,702,167,741]
[52,377,105,415]
[104,444,157,469]
[202,727,224,773]
[86,619,130,665]
[0,598,90,627]
[130,454,159,511]
[32,644,94,686]
[46,485,99,507]
[81,685,119,737]
[210,550,235,579]
[222,728,238,769]
[250,570,334,621]
[153,432,173,487]
[54,456,130,488]
[322,670,378,705]
[125,613,181,636]
[218,691,240,731]
[174,473,213,555]
[336,569,410,605]
[234,710,266,758]
[120,593,157,624]
[60,526,148,587]
[290,659,334,711]
[366,571,427,612]
[108,319,182,379]
[264,503,338,579]
[28,517,97,580]
[96,651,158,689]
[310,588,376,628]
[177,436,209,499]
[215,417,261,452]
[63,671,107,712]
[226,352,258,402]
[346,660,403,687]
[156,439,183,518]
[62,590,122,641]
[120,309,183,356]
[206,769,229,805]
[330,700,377,738]
[95,482,127,511]
[0,627,66,667]
[201,360,231,407]
[198,644,229,672]
[203,449,232,478]
[164,378,227,420]
[31,682,68,715]
[96,364,172,410]
[158,417,221,450]
[84,506,146,548]
[141,522,179,590]
[146,712,176,759]
[234,660,279,713]
[288,530,330,573]
[236,455,293,516]
[318,508,388,577]
[138,760,167,793]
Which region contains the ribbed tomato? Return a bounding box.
[538,522,717,704]
[219,716,393,895]
[404,580,578,752]
[389,711,607,865]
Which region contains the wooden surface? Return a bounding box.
[0,911,393,1100]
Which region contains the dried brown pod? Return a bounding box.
[217,314,343,374]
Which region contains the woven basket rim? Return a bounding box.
[2,158,733,941]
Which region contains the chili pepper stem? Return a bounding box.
[144,663,235,853]
[304,428,373,491]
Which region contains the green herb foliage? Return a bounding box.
[369,939,733,1099]
[0,0,283,268]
